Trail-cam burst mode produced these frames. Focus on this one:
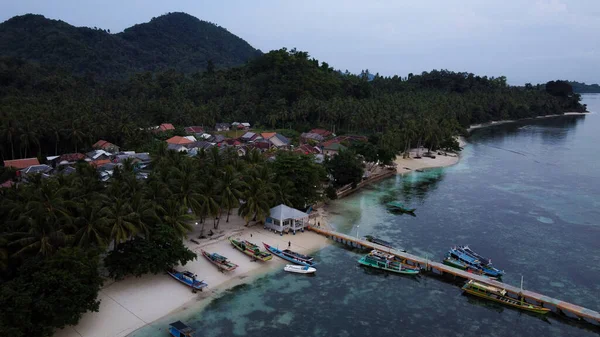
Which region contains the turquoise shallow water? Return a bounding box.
[132,94,600,337]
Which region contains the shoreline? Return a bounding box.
[55,216,329,337]
[467,111,588,133]
[393,137,466,175]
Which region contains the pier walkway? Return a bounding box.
[308,226,600,326]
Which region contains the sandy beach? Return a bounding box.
[394,137,465,175]
[467,112,588,132]
[54,214,329,337]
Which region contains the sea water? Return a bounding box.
[132,94,600,337]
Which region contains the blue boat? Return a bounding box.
[263,242,317,267]
[168,320,196,337]
[167,269,208,292]
[448,248,504,277]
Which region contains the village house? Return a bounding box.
[300,132,324,143]
[295,144,321,155]
[215,123,230,131]
[157,123,175,132]
[166,136,194,146]
[19,164,53,180]
[86,149,112,161]
[268,134,291,148]
[58,153,88,165]
[3,158,40,170]
[323,142,347,156]
[167,144,188,153]
[310,128,333,138]
[240,131,258,142]
[92,139,120,153]
[184,126,204,135]
[265,204,310,235]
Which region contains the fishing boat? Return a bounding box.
[201,250,238,272]
[370,250,420,271]
[385,201,416,213]
[442,255,470,270]
[363,235,408,252]
[167,269,208,292]
[358,250,420,275]
[263,243,317,267]
[284,264,316,274]
[458,245,492,266]
[168,320,197,337]
[229,237,273,261]
[462,280,550,314]
[448,247,504,277]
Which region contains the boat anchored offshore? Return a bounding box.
[462,280,550,314]
[168,320,197,337]
[385,201,416,214]
[201,250,239,272]
[263,242,317,267]
[229,237,273,261]
[358,250,420,275]
[167,269,208,292]
[284,264,316,274]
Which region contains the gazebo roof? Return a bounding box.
[269,204,309,221]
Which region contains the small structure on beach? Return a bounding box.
[265,204,310,234]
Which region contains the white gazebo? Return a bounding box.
[265,204,310,235]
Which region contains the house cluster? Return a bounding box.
[164,122,292,156]
[2,139,151,187]
[296,128,367,157]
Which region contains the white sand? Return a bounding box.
[467,112,588,132]
[394,141,463,175]
[54,213,329,337]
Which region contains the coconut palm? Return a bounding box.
[73,200,109,248]
[238,177,273,226]
[219,165,246,222]
[157,199,194,238]
[100,197,139,248]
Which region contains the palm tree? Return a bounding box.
[130,191,157,239]
[74,200,109,248]
[168,163,203,214]
[238,177,273,226]
[219,165,245,222]
[100,197,139,249]
[0,119,19,159]
[157,199,194,238]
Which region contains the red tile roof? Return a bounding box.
[295,144,320,154]
[310,129,332,137]
[92,139,117,150]
[90,159,111,167]
[59,153,87,162]
[4,158,40,169]
[261,132,276,139]
[166,136,193,145]
[159,123,175,131]
[184,126,204,134]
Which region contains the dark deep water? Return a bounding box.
[134,94,600,337]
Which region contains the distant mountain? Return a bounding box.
[568,81,600,93]
[0,12,262,78]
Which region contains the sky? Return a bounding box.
[1,0,599,85]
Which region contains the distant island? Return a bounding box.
[568,81,600,93]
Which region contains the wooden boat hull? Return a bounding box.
[201,250,238,272]
[167,270,207,291]
[229,237,273,261]
[358,256,419,275]
[462,282,550,314]
[263,243,316,267]
[443,257,468,270]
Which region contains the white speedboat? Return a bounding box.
[284,264,316,274]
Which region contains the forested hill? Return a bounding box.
[0,12,261,79]
[568,81,600,93]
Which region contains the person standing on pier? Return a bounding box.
[288,241,291,248]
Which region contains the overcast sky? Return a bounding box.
[1,0,598,84]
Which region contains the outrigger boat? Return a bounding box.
[201,250,238,272]
[386,201,416,214]
[462,280,550,314]
[263,243,317,267]
[168,320,197,337]
[448,247,504,277]
[167,269,207,292]
[229,237,273,261]
[358,250,420,275]
[442,255,499,280]
[364,235,407,252]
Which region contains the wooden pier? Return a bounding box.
[308,226,600,326]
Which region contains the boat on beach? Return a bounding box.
[229,237,273,261]
[284,264,316,274]
[263,242,317,267]
[358,250,420,275]
[201,250,239,272]
[385,201,416,213]
[167,269,208,292]
[168,320,197,337]
[462,280,550,314]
